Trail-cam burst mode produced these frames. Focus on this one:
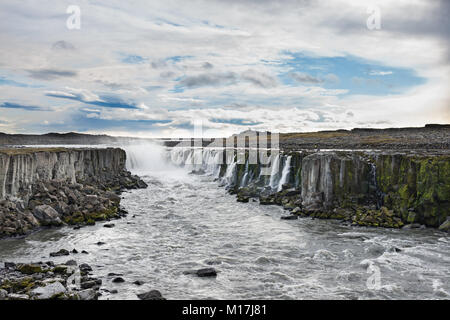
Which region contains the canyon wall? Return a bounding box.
[0,148,147,237]
[168,148,450,230]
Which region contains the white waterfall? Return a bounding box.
[269,154,281,189]
[165,148,291,192]
[223,161,237,186]
[277,155,292,191]
[240,160,249,187]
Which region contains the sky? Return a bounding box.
[0,0,449,138]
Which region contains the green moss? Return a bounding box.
[0,277,36,293]
[64,212,84,225]
[17,264,44,275]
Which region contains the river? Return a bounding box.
[0,144,448,299]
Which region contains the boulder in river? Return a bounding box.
[196,268,217,277]
[112,277,125,283]
[137,290,165,300]
[281,215,298,220]
[49,249,70,257]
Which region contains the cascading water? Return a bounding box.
[240,160,249,187]
[269,154,281,189]
[277,155,292,191]
[369,162,385,209]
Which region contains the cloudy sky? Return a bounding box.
[0,0,449,137]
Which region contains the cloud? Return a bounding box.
[202,62,214,69]
[179,72,237,88]
[289,72,323,84]
[52,40,75,51]
[0,102,45,111]
[0,76,29,87]
[45,89,139,109]
[369,71,393,76]
[0,0,448,136]
[151,60,168,69]
[241,69,278,88]
[160,71,176,78]
[324,73,340,83]
[27,69,77,80]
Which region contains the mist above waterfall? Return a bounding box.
[123,142,189,181]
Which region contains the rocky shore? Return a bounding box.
[0,147,147,238]
[0,259,102,300]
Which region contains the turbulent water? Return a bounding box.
[0,143,449,300]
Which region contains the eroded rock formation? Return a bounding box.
[0,148,147,237]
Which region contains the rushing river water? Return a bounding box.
[0,145,449,300]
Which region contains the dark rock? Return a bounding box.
[137,290,165,300]
[112,277,125,283]
[50,249,70,257]
[81,280,101,290]
[79,263,93,273]
[107,273,123,277]
[96,241,106,246]
[4,262,16,269]
[196,268,217,277]
[281,215,298,220]
[71,249,78,254]
[133,280,145,286]
[103,223,115,228]
[81,250,89,254]
[16,263,44,274]
[65,260,77,266]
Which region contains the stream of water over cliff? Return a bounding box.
[0,143,448,299]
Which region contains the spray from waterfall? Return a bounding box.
[122,142,188,180]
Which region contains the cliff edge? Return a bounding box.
[0,147,147,237]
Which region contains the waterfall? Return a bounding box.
[369,162,384,209]
[240,159,249,187]
[222,161,237,187]
[277,155,292,191]
[269,154,281,189]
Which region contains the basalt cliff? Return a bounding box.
[0,147,147,237]
[168,148,450,231]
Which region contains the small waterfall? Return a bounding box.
[240,159,249,187]
[369,162,384,209]
[269,154,281,189]
[222,161,237,187]
[277,155,292,191]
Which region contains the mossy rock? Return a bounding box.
[16,264,44,275]
[0,277,36,293]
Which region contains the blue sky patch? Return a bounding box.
[46,92,139,109]
[121,54,147,64]
[277,52,426,96]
